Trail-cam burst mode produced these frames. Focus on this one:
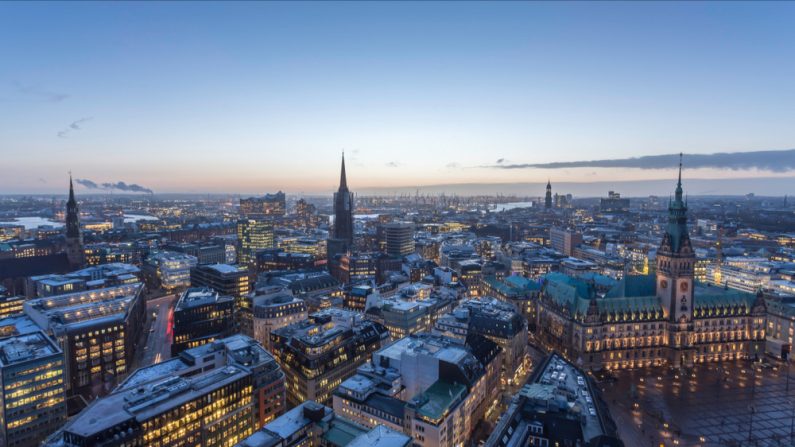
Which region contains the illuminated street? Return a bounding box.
[138,294,176,368]
[601,360,795,446]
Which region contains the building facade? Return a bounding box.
[382,222,415,258]
[23,283,146,398]
[238,219,276,268]
[536,162,767,370]
[271,308,389,406]
[249,292,308,351]
[332,333,502,447]
[0,317,67,447]
[50,335,285,447]
[171,287,236,355]
[240,192,287,219]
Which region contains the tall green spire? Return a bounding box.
[665,153,690,253]
[674,152,683,203]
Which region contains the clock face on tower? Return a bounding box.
[680,282,689,292]
[660,279,668,289]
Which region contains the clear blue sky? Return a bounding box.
[1,1,794,194]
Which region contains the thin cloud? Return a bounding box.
[57,117,93,138]
[385,161,401,168]
[483,149,795,173]
[445,162,461,169]
[75,178,154,194]
[102,181,154,194]
[75,179,99,189]
[11,81,69,103]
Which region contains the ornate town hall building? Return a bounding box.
[537,158,766,370]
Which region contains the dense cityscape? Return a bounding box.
[4,2,795,447]
[0,153,794,447]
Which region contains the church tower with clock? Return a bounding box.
[656,154,694,324]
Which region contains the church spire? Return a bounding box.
[339,151,348,191]
[68,173,76,205]
[65,173,84,268]
[675,152,683,202]
[545,179,553,209]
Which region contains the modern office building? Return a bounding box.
[171,287,236,355]
[240,192,287,219]
[271,308,389,406]
[236,401,411,447]
[23,283,146,398]
[332,333,502,447]
[238,219,276,267]
[549,227,583,257]
[0,295,25,319]
[191,263,251,298]
[27,263,141,298]
[64,176,85,269]
[142,251,198,291]
[256,249,316,273]
[382,222,415,258]
[166,242,227,265]
[0,316,67,447]
[332,253,377,285]
[342,284,377,313]
[50,335,285,447]
[600,191,631,214]
[83,243,135,267]
[536,163,768,370]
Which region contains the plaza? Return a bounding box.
[601,359,795,446]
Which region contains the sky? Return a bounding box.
[1,1,795,196]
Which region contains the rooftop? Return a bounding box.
[273,308,372,348]
[65,335,276,439]
[24,283,143,331]
[412,380,466,422]
[63,365,247,438]
[175,287,234,310]
[203,263,244,275]
[0,331,61,366]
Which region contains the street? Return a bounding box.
[133,294,176,370]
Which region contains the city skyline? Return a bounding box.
[2,2,795,195]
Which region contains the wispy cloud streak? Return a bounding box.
[57,117,93,138]
[75,178,154,194]
[10,81,69,103]
[483,149,795,172]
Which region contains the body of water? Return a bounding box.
[124,214,159,223]
[2,214,158,229]
[493,202,534,212]
[1,217,63,229]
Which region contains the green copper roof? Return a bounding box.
[605,274,657,298]
[504,275,542,291]
[544,272,663,318]
[597,296,663,317]
[543,272,593,315]
[693,283,755,310]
